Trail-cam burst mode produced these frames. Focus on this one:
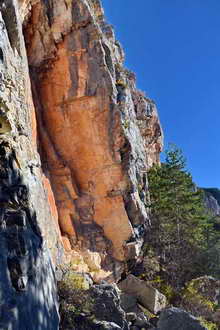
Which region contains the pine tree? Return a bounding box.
[147,144,209,288]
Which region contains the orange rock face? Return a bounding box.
[22,0,163,280]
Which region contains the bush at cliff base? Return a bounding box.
[180,276,220,328]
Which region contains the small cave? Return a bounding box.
[1,4,20,55]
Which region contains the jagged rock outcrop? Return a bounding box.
[20,0,162,281]
[0,0,163,328]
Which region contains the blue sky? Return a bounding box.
[102,0,220,188]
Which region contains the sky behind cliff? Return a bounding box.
[102,0,220,188]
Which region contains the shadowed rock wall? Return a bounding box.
[0,1,60,328]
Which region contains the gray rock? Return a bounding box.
[134,319,152,328]
[203,189,220,216]
[149,317,159,327]
[205,194,220,215]
[156,307,207,330]
[93,320,122,329]
[91,284,129,329]
[0,2,61,329]
[59,282,129,330]
[118,275,166,314]
[133,313,152,329]
[71,315,122,330]
[121,293,138,312]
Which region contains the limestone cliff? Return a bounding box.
[0,0,163,328]
[22,0,163,280]
[203,188,220,216]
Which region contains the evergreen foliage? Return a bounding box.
[145,144,220,289]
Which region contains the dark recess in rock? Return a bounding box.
[102,43,114,75]
[0,48,4,62]
[0,0,21,54]
[42,0,54,27]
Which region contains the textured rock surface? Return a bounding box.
[21,0,163,280]
[203,188,220,216]
[0,0,60,328]
[58,275,129,330]
[156,307,206,330]
[0,0,163,328]
[118,275,167,314]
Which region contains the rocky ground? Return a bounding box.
[58,271,211,330]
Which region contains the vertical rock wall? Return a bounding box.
[0,2,163,327]
[0,0,163,327]
[21,0,163,281]
[0,1,60,328]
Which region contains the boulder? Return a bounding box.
[118,275,166,314]
[156,307,207,330]
[91,284,129,329]
[121,293,139,313]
